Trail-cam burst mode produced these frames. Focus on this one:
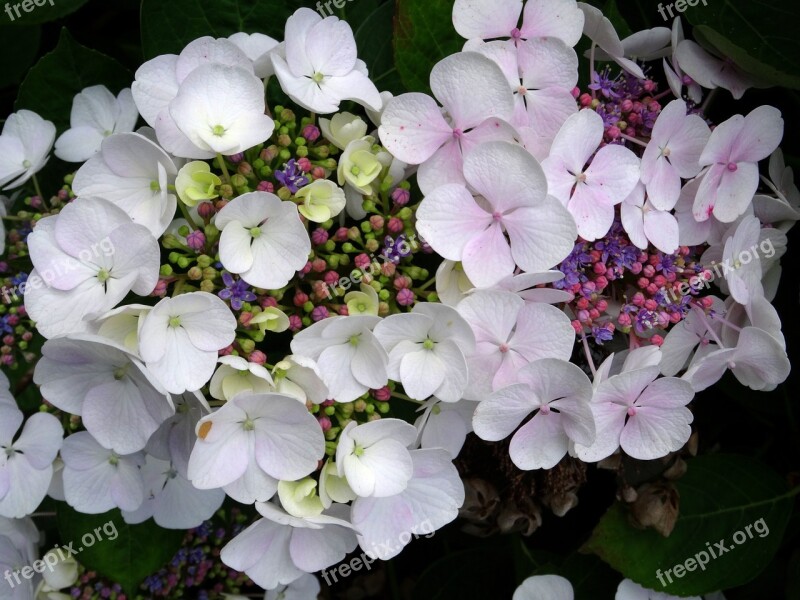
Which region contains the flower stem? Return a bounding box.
[391,391,424,405]
[178,201,200,231]
[580,329,597,377]
[216,153,232,184]
[619,133,648,147]
[589,42,597,99]
[32,174,44,201]
[691,304,726,347]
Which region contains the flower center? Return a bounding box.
[510,27,522,39]
[539,404,551,415]
[169,316,181,328]
[212,124,226,137]
[354,444,365,457]
[627,406,637,417]
[97,268,110,283]
[243,418,256,431]
[150,180,161,192]
[312,72,325,84]
[726,162,738,172]
[349,334,361,347]
[22,159,31,169]
[423,338,435,350]
[492,211,503,222]
[250,226,262,238]
[499,343,510,353]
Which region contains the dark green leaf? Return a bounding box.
[602,0,633,39]
[585,454,797,596]
[15,29,133,132]
[354,1,405,94]
[140,0,306,59]
[394,0,462,94]
[0,24,40,88]
[683,0,800,90]
[57,504,185,597]
[2,0,89,25]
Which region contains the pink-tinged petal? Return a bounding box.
[637,376,694,408]
[730,326,790,390]
[378,93,452,164]
[521,0,584,46]
[667,116,710,178]
[692,164,724,222]
[175,37,252,83]
[154,108,214,159]
[463,141,547,212]
[699,114,746,167]
[682,347,735,392]
[510,412,569,470]
[321,69,383,112]
[430,52,514,130]
[547,109,603,174]
[456,289,522,345]
[642,152,680,211]
[132,55,179,127]
[620,404,693,460]
[13,412,62,469]
[290,524,357,573]
[730,106,783,163]
[572,401,627,462]
[541,157,579,205]
[675,177,712,245]
[621,198,647,250]
[578,3,623,56]
[522,87,578,140]
[643,208,679,254]
[518,37,579,90]
[473,383,537,441]
[711,162,759,223]
[416,184,492,260]
[595,367,660,407]
[462,222,515,287]
[567,185,616,241]
[511,303,574,361]
[452,0,522,40]
[505,197,578,272]
[416,139,466,196]
[470,40,520,87]
[584,143,640,204]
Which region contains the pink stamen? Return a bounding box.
[492,211,503,222]
[726,162,738,172]
[539,404,551,415]
[627,406,637,417]
[510,27,522,40]
[498,343,510,353]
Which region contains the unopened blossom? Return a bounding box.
[319,112,368,150]
[417,141,577,287]
[0,110,55,190]
[34,334,173,455]
[25,197,160,338]
[222,502,357,589]
[138,292,237,394]
[574,366,694,461]
[209,355,275,401]
[188,392,324,504]
[693,106,783,223]
[72,131,179,238]
[296,179,346,223]
[473,359,595,469]
[215,191,311,290]
[379,52,517,194]
[641,99,710,211]
[271,355,329,404]
[175,160,221,207]
[456,290,575,398]
[374,303,476,402]
[61,432,145,514]
[291,316,389,403]
[351,449,463,559]
[55,86,139,163]
[452,0,585,48]
[0,408,62,518]
[435,260,474,306]
[271,8,382,114]
[344,284,379,316]
[542,109,640,241]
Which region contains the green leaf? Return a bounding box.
[2,0,89,25]
[140,0,306,59]
[683,0,800,90]
[585,454,798,596]
[15,29,133,132]
[353,1,405,94]
[601,0,633,39]
[394,0,463,94]
[56,504,185,597]
[0,24,40,88]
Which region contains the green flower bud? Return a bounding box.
[175,161,221,207]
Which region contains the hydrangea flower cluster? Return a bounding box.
[0,1,795,598]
